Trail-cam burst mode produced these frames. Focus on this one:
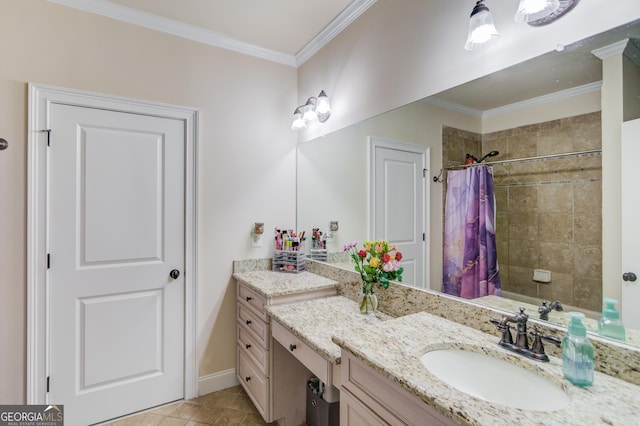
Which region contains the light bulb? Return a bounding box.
[291,108,306,130]
[316,91,331,114]
[514,0,559,23]
[465,1,500,51]
[301,100,317,122]
[315,90,331,122]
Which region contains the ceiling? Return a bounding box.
[51,0,374,66]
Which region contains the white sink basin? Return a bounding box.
[420,349,570,411]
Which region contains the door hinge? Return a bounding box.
[39,129,51,146]
[423,168,427,178]
[423,233,426,241]
[46,376,50,393]
[47,253,51,269]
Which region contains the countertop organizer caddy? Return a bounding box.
[309,227,328,262]
[273,229,306,273]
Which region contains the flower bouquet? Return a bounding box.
[342,240,404,314]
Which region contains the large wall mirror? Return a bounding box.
[297,19,640,347]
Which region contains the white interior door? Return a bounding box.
[370,138,428,288]
[48,103,185,425]
[621,118,640,330]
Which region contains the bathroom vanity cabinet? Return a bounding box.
[236,267,640,425]
[340,350,454,426]
[234,272,338,424]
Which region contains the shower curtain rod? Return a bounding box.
[444,148,602,170]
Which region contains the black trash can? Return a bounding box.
[306,378,339,426]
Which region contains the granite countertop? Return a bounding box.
[266,295,391,364]
[333,311,640,426]
[232,270,338,298]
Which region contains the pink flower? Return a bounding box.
[382,259,400,272]
[342,241,358,252]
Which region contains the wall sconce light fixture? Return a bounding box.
[465,0,579,51]
[465,0,500,51]
[291,90,331,130]
[514,0,559,23]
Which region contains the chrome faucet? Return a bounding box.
[490,307,561,362]
[538,300,563,320]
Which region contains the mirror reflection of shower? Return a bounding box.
[466,150,500,164]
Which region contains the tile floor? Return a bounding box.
[103,385,277,425]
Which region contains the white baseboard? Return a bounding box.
[198,369,240,396]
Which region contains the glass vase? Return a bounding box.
[358,289,378,315]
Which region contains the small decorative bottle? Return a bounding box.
[562,312,594,387]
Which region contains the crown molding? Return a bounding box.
[483,81,602,117]
[422,97,483,117]
[48,0,376,68]
[591,39,629,60]
[425,81,602,118]
[295,0,378,67]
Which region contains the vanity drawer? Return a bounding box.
[237,282,268,320]
[342,351,454,426]
[238,303,269,349]
[272,319,331,384]
[237,346,269,419]
[237,322,269,374]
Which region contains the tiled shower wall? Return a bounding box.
[442,112,602,312]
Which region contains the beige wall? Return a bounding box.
[0,1,297,403]
[482,90,602,134]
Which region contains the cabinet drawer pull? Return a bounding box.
[246,320,252,325]
[289,344,297,351]
[245,376,251,382]
[245,343,252,349]
[246,296,253,301]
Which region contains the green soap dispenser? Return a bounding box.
[598,298,626,342]
[562,312,594,387]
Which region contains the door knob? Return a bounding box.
[623,272,637,282]
[169,269,180,279]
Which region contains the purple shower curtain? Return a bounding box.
[443,166,501,299]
